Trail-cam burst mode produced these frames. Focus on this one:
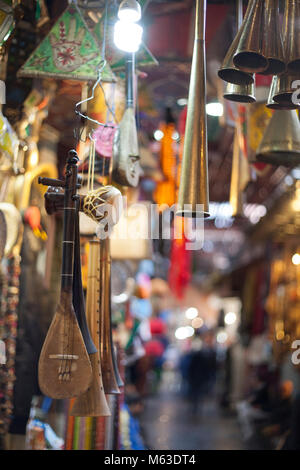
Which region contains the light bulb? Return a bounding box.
[114,20,143,52]
[118,0,142,22]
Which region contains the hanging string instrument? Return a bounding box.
[38,150,92,399]
[70,238,111,417]
[112,52,142,187]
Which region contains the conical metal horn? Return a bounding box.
[223,81,256,103]
[218,0,254,85]
[258,0,285,75]
[267,75,299,109]
[177,0,209,218]
[233,0,269,73]
[283,0,300,73]
[256,110,300,165]
[218,28,255,85]
[272,72,300,106]
[229,127,244,217]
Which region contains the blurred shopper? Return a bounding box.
[236,371,271,441]
[186,331,217,415]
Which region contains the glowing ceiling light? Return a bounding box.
[224,312,237,325]
[114,20,143,52]
[185,307,198,320]
[292,253,300,265]
[118,0,142,23]
[206,102,223,117]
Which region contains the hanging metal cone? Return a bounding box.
[218,28,255,85]
[177,0,209,218]
[267,75,300,110]
[256,110,300,165]
[258,0,286,75]
[273,72,300,105]
[229,128,244,216]
[233,0,268,73]
[283,0,300,74]
[223,81,256,103]
[218,0,254,85]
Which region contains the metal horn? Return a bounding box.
[218,0,254,85]
[258,0,285,75]
[272,72,300,107]
[71,240,111,417]
[224,81,256,103]
[177,0,209,218]
[229,126,244,216]
[256,109,300,165]
[233,0,269,73]
[283,0,300,73]
[266,75,299,109]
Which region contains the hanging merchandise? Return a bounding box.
[176,0,209,218]
[246,102,272,175]
[112,52,142,187]
[71,239,111,418]
[283,0,300,74]
[99,238,123,395]
[154,115,178,209]
[89,0,158,72]
[38,151,92,399]
[168,217,191,300]
[256,110,300,165]
[18,3,115,82]
[221,0,256,102]
[0,219,23,444]
[0,111,19,173]
[0,0,14,48]
[229,105,251,217]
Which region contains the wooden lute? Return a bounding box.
[112,52,142,187]
[38,150,92,399]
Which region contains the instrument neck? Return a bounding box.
[125,52,135,109]
[61,160,78,292]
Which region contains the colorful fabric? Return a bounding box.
[18,4,115,82]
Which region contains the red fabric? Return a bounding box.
[149,318,166,335]
[144,339,164,357]
[168,219,191,300]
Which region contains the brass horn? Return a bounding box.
[177,0,209,217]
[258,0,285,75]
[223,81,256,103]
[233,0,268,73]
[99,238,121,394]
[71,240,111,417]
[272,72,300,106]
[218,0,254,85]
[266,75,299,109]
[229,127,244,217]
[283,0,300,73]
[256,109,300,165]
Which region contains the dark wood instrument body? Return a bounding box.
[38,151,92,399]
